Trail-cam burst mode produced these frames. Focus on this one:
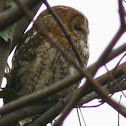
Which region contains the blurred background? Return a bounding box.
[1,0,126,126]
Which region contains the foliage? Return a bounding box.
[5,0,16,8]
[0,31,8,41]
[0,87,19,103]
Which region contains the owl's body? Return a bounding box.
[10,6,89,102]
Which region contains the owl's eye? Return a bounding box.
[74,24,82,31]
[74,24,88,36]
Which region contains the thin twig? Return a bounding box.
[106,43,126,64]
[79,102,104,108]
[104,64,126,98]
[31,74,126,126]
[1,0,126,125]
[1,69,125,126]
[90,0,126,76]
[15,1,117,123]
[44,0,84,67]
[53,0,126,125]
[0,0,125,117]
[119,0,126,28]
[113,53,126,73]
[0,0,44,31]
[0,51,125,116]
[76,108,82,126]
[78,108,87,126]
[118,95,122,126]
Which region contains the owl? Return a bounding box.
[9,6,89,103]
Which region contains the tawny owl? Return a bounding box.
[9,6,89,103]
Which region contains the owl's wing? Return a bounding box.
[10,28,74,99]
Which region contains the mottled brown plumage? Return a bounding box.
[10,6,89,102]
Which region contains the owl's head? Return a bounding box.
[69,12,89,40]
[38,6,89,41]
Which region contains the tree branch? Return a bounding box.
[13,2,126,122]
[11,1,43,53]
[0,0,43,87]
[44,0,84,67]
[1,65,125,126]
[0,0,44,31]
[53,0,126,125]
[30,74,126,126]
[0,61,125,126]
[0,44,125,115]
[1,0,126,125]
[0,103,55,126]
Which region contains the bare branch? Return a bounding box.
[0,103,55,126]
[106,43,126,63]
[11,1,43,53]
[1,0,126,125]
[0,43,125,116]
[104,64,126,98]
[119,0,126,28]
[53,1,126,125]
[12,3,126,122]
[28,74,126,126]
[44,0,84,67]
[0,0,44,31]
[0,0,43,88]
[0,62,125,126]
